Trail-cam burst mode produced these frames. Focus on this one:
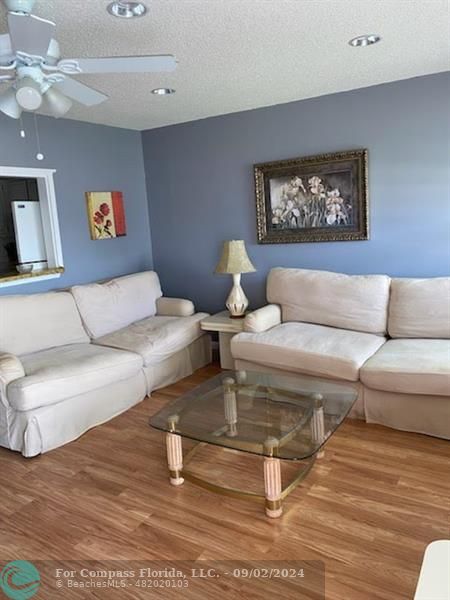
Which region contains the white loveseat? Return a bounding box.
[0,271,211,456]
[231,268,450,439]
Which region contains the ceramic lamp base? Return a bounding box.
[226,273,249,318]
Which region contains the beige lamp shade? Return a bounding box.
[215,240,256,274]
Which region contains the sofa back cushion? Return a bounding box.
[388,277,450,338]
[0,291,89,356]
[71,271,163,339]
[267,267,391,335]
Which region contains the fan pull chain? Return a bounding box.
[19,115,26,139]
[33,113,44,161]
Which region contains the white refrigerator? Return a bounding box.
[12,201,48,269]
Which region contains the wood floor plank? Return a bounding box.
[0,363,448,600]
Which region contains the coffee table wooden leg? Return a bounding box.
[264,456,283,518]
[264,437,282,518]
[166,432,184,486]
[166,414,184,486]
[311,393,325,459]
[223,377,238,437]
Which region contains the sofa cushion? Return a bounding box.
[388,278,450,339]
[93,313,208,367]
[7,344,143,411]
[71,271,163,339]
[267,268,391,335]
[0,292,89,356]
[360,339,450,396]
[231,322,386,382]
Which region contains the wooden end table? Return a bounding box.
[200,311,248,369]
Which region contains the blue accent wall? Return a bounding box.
[142,73,450,313]
[0,113,152,295]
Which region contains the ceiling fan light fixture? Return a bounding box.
[107,2,147,19]
[43,87,72,118]
[151,87,176,96]
[348,34,381,47]
[0,87,22,118]
[15,76,42,110]
[4,0,36,14]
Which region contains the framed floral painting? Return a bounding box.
[86,191,127,240]
[254,149,368,243]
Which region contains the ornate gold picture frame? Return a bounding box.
[254,149,368,244]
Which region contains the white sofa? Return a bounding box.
[0,271,211,456]
[231,268,450,439]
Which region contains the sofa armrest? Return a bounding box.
[156,297,195,317]
[0,353,25,407]
[244,304,281,333]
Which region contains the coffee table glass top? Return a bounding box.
[150,371,357,461]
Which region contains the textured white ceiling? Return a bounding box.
[0,0,448,130]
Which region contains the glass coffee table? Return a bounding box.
[150,370,357,518]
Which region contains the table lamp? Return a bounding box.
[215,240,256,318]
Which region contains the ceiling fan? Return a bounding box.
[0,0,176,120]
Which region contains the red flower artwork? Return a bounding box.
[93,211,104,225]
[86,192,127,240]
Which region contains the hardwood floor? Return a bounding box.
[0,363,448,599]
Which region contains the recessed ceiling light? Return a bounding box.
[151,88,176,96]
[107,2,147,19]
[349,34,381,47]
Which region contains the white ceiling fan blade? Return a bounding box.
[0,34,13,65]
[60,55,177,74]
[45,39,61,67]
[8,12,55,58]
[53,78,108,107]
